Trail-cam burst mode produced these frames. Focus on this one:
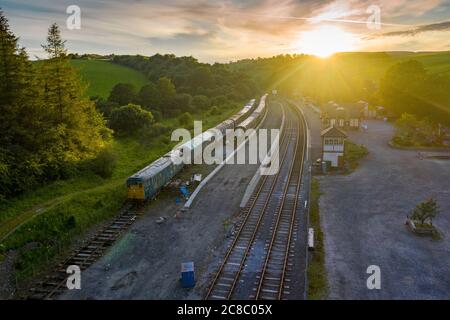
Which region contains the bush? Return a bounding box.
[138,122,170,146]
[138,83,159,109]
[151,122,170,136]
[163,93,193,117]
[178,112,194,127]
[209,106,220,115]
[151,110,163,122]
[411,198,439,225]
[109,104,154,136]
[211,95,228,106]
[192,95,210,110]
[94,97,119,118]
[88,148,117,178]
[344,141,368,172]
[108,83,137,106]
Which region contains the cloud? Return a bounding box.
[2,0,450,62]
[365,21,450,39]
[148,31,216,50]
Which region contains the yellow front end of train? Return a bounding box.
[127,183,145,200]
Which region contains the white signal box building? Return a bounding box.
[321,126,347,168]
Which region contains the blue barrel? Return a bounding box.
[180,262,196,288]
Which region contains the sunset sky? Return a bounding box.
[2,0,450,62]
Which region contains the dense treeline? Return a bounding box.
[112,54,258,103]
[0,12,110,201]
[380,60,450,124]
[92,55,262,136]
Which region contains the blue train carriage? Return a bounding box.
[126,151,183,200]
[126,98,257,201]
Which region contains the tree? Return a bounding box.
[0,14,111,198]
[157,77,176,102]
[411,198,439,225]
[380,60,450,124]
[209,106,220,115]
[137,83,159,109]
[39,23,111,170]
[156,77,178,116]
[178,112,193,127]
[211,95,228,106]
[189,66,214,90]
[394,113,437,146]
[0,10,26,106]
[108,83,137,106]
[173,93,192,112]
[0,11,46,196]
[109,104,154,136]
[192,95,210,110]
[93,97,119,118]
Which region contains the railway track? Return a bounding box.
[205,103,306,300]
[254,105,306,300]
[25,201,146,299]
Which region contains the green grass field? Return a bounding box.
[71,59,149,98]
[394,52,450,75]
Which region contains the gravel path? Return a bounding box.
[316,120,450,299]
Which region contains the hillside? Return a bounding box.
[231,51,450,113]
[70,59,149,98]
[393,51,450,75]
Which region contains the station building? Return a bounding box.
[321,126,347,168]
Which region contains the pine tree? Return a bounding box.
[39,23,111,166]
[0,9,20,105]
[0,10,44,197]
[0,10,22,141]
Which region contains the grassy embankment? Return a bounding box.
[0,60,244,283]
[344,141,369,173]
[307,179,328,299]
[69,59,150,98]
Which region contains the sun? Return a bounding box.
[296,26,358,58]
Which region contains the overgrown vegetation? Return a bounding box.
[393,113,447,147]
[307,179,328,300]
[344,141,369,172]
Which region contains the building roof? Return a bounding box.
[322,101,364,119]
[321,126,348,138]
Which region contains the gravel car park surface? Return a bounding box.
[60,101,283,300]
[316,119,450,299]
